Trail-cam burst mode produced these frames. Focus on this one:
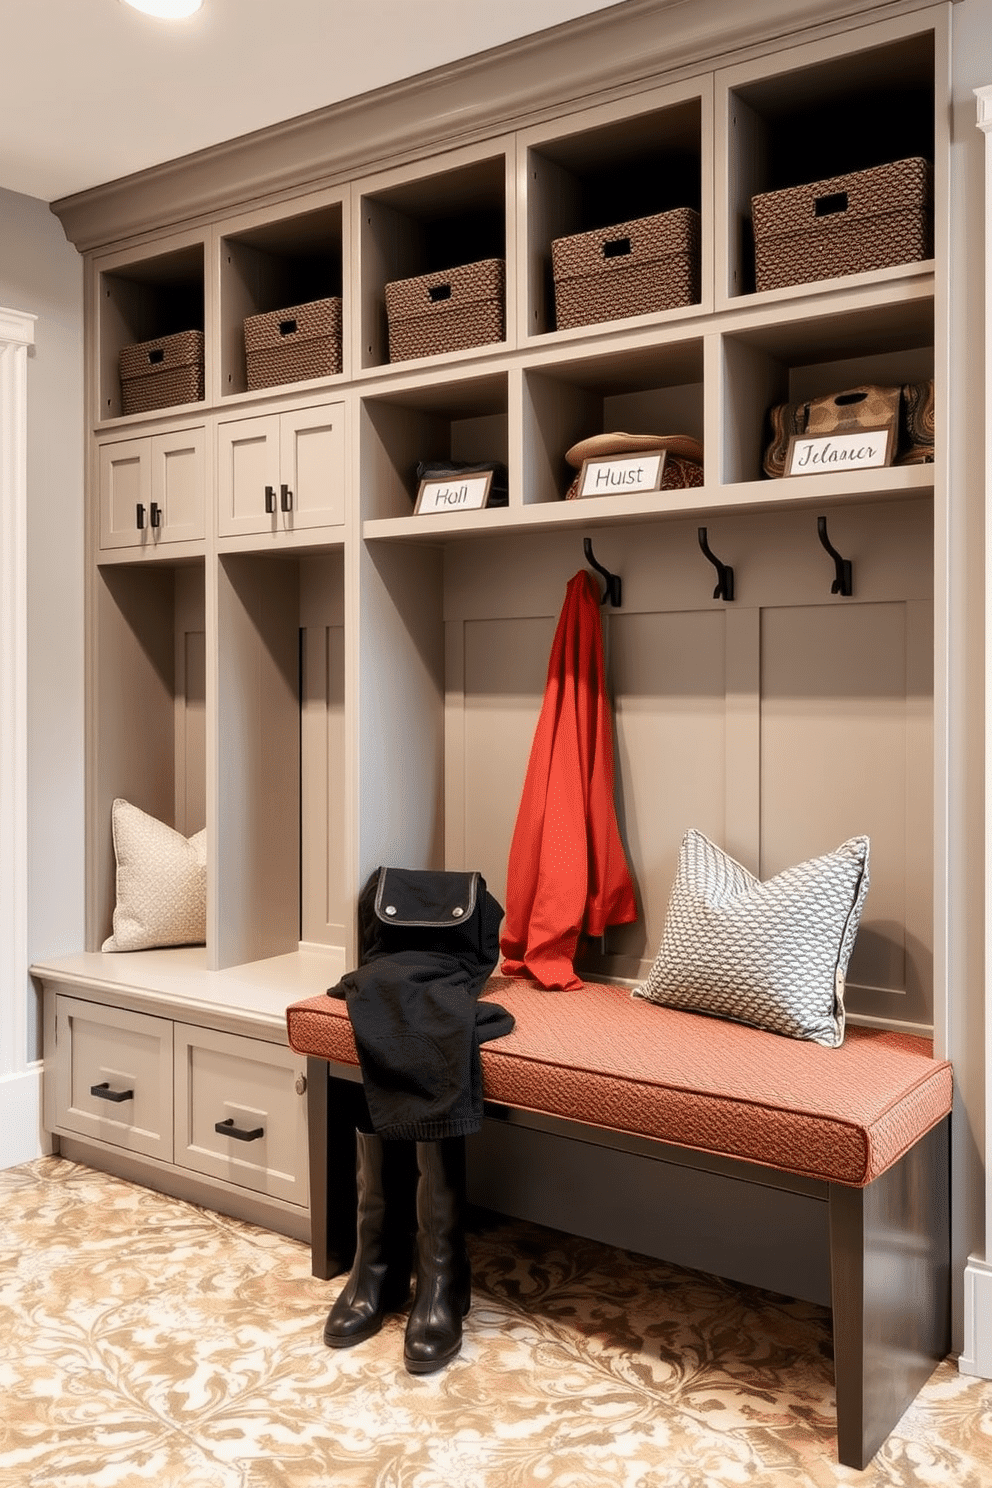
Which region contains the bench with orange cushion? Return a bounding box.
[286,976,952,1470]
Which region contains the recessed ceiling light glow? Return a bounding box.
[121,0,203,18]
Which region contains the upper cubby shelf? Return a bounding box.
[358,149,511,372]
[723,28,935,302]
[98,239,205,423]
[219,197,345,399]
[522,88,706,339]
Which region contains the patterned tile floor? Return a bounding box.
[1,1157,991,1488]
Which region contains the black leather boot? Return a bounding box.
[323,1131,417,1348]
[403,1137,471,1374]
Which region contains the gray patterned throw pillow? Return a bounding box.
[635,829,870,1047]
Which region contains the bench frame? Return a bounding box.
[305,1056,950,1471]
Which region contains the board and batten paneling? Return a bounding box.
[443,498,932,1023]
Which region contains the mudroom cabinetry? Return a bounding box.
[34,0,951,1255]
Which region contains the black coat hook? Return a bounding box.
[584,538,622,607]
[698,528,734,601]
[817,516,853,596]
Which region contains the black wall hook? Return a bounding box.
[698,528,734,601]
[584,537,622,607]
[817,516,853,596]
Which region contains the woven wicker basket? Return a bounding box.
[244,297,342,389]
[751,157,933,293]
[551,208,701,330]
[119,329,204,416]
[385,259,505,363]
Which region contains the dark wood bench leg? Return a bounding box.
[306,1056,361,1280]
[829,1116,950,1469]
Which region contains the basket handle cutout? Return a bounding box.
[814,191,849,217]
[603,236,632,258]
[148,348,165,364]
[428,283,452,303]
[834,391,868,406]
[279,318,298,336]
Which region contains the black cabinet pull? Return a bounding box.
[214,1117,264,1142]
[264,485,276,514]
[280,483,293,512]
[91,1081,134,1103]
[136,503,146,529]
[150,502,162,528]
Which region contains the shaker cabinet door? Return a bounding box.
[279,404,345,530]
[99,437,151,549]
[216,413,281,536]
[99,429,205,549]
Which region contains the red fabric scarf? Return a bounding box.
[499,570,637,989]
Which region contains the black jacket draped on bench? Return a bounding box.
[327,868,513,1140]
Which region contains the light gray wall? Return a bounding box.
[0,188,84,1061]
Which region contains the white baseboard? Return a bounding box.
[960,1258,992,1379]
[0,1064,51,1169]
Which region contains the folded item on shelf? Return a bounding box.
[415,459,509,507]
[563,431,704,499]
[763,380,934,478]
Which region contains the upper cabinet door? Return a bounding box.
[217,404,345,538]
[279,404,345,531]
[99,427,205,550]
[216,412,281,537]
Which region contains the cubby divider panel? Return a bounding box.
[92,560,205,951]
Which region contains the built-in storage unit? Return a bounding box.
[36,0,960,1266]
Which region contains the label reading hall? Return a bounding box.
[785,427,894,477]
[578,451,666,498]
[415,471,494,515]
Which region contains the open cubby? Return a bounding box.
[99,243,205,420]
[92,560,206,950]
[727,31,935,298]
[522,341,704,506]
[220,203,344,396]
[359,154,508,368]
[215,549,345,971]
[360,373,509,521]
[526,96,703,335]
[721,296,934,484]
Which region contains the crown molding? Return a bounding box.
[52,0,946,253]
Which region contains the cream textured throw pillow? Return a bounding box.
[635,829,870,1047]
[102,798,207,952]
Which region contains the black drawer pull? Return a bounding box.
[264,484,277,513]
[215,1117,265,1142]
[603,235,632,258]
[814,190,849,217]
[428,282,452,303]
[150,502,162,528]
[136,503,146,529]
[280,483,293,512]
[91,1081,134,1103]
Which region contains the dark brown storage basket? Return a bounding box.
[751,156,933,293]
[551,208,701,330]
[385,258,505,363]
[119,329,204,416]
[244,296,342,389]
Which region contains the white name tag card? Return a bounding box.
[785,426,895,477]
[577,450,666,498]
[415,471,494,514]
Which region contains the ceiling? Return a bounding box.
[2,0,621,205]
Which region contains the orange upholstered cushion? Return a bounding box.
[285,976,952,1188]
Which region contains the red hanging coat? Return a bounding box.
[499,569,637,990]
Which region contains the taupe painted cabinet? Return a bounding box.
[35,0,948,1267]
